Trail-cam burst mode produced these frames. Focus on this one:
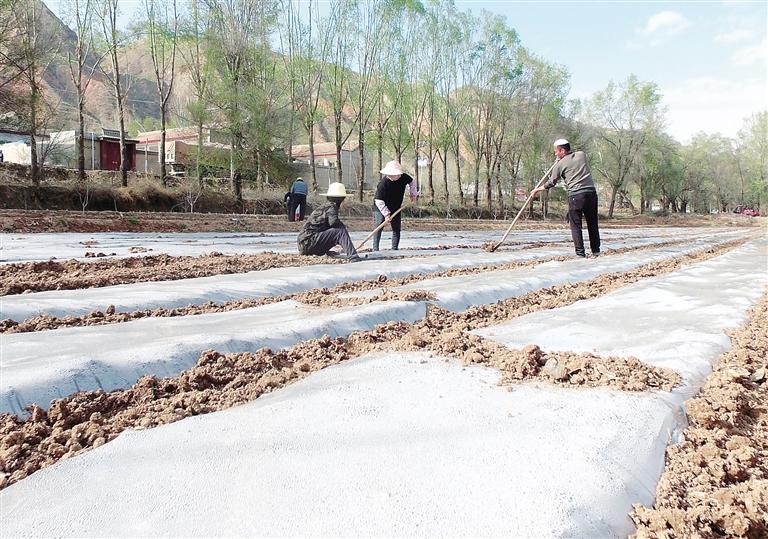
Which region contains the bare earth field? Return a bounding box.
[0,211,765,537]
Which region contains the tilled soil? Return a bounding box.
[5,239,752,489]
[0,238,695,334]
[0,240,558,297]
[0,252,348,296]
[631,294,768,539]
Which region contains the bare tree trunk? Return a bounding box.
[160,113,167,183]
[308,133,318,192]
[357,134,365,202]
[454,136,463,205]
[77,100,86,183]
[609,184,619,218]
[197,121,203,189]
[30,85,39,185]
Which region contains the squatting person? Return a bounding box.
[372,160,418,251]
[532,138,601,258]
[297,182,361,262]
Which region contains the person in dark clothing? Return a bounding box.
[284,191,292,220]
[288,177,308,221]
[532,138,601,258]
[372,160,419,251]
[0,149,4,163]
[297,182,361,261]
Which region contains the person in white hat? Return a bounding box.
[297,182,361,261]
[532,138,601,258]
[372,160,418,250]
[287,177,308,221]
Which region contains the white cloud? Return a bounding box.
[732,36,768,66]
[662,77,767,142]
[714,29,756,44]
[642,11,691,36]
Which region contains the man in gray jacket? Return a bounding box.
[532,138,600,257]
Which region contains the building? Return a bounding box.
[290,141,374,190]
[0,129,51,165]
[46,129,138,172]
[137,127,230,176]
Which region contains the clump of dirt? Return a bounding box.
[384,306,680,391]
[631,293,768,538]
[0,252,344,296]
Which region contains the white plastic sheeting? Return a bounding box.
[0,352,679,538]
[0,229,741,322]
[474,238,768,391]
[1,300,426,415]
[1,233,747,415]
[0,236,765,537]
[0,228,696,264]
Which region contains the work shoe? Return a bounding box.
[575,253,586,258]
[590,252,600,258]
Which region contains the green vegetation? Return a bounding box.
[0,0,765,215]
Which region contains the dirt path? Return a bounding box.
[1,238,691,333]
[631,294,768,538]
[3,208,755,234]
[0,239,750,489]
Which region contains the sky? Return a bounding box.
[44,0,767,144]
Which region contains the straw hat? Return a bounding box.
[380,160,403,176]
[553,138,569,146]
[322,182,348,198]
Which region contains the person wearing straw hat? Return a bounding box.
[297,182,361,261]
[372,160,418,251]
[288,177,308,221]
[532,139,601,258]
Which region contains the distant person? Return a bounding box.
[288,177,308,221]
[284,191,292,220]
[532,138,601,258]
[0,148,4,163]
[372,160,418,251]
[297,182,361,262]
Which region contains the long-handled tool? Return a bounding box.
[486,161,558,252]
[356,205,406,251]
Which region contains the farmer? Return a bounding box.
[288,177,308,221]
[283,191,292,220]
[532,138,601,258]
[372,160,418,251]
[297,182,361,262]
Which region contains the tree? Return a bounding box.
[348,0,388,201]
[280,0,333,194]
[205,0,278,203]
[737,112,768,210]
[97,0,132,187]
[585,75,664,217]
[143,0,179,185]
[62,0,102,185]
[178,0,212,190]
[2,0,61,185]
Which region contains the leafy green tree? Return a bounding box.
[585,74,664,217]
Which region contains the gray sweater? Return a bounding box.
[544,151,596,195]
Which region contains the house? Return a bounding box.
[137,127,230,176]
[47,129,138,172]
[0,129,51,165]
[290,141,374,190]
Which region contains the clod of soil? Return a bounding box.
[630,293,768,539]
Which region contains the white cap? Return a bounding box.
[322,182,348,198]
[380,160,403,176]
[553,138,569,146]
